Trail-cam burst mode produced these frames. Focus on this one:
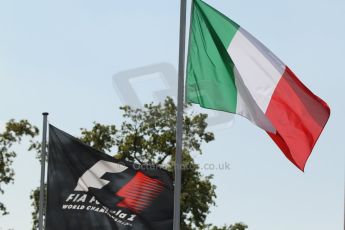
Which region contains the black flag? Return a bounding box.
[46,125,173,230]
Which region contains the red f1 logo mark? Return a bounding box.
[116,172,164,213]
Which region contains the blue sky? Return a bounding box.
[0,0,344,229]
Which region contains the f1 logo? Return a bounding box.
[74,160,128,192]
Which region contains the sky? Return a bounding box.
[0,0,344,229]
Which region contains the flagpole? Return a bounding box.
[173,0,188,229]
[38,112,49,230]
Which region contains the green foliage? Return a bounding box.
[30,185,47,230]
[229,223,248,230]
[204,222,248,230]
[116,98,214,166]
[0,119,39,215]
[30,186,39,230]
[179,152,216,230]
[80,123,117,153]
[79,98,216,228]
[207,225,232,230]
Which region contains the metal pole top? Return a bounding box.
[42,112,49,116]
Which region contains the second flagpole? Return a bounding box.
[173,0,188,229]
[38,112,49,230]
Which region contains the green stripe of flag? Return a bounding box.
[187,0,240,113]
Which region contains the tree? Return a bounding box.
[207,223,248,230]
[85,98,216,229]
[229,223,248,230]
[30,184,47,230]
[0,119,39,215]
[29,97,247,229]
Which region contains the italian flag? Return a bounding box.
[187,0,331,171]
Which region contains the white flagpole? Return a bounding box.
[173,0,188,229]
[38,112,49,230]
